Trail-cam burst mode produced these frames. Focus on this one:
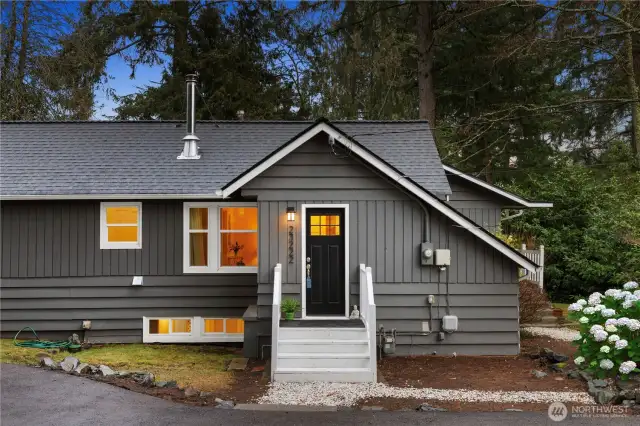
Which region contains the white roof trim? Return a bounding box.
[223,121,538,271]
[0,193,223,200]
[443,165,553,208]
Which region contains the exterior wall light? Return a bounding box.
[287,207,296,222]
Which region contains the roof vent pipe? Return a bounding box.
[237,110,245,120]
[178,73,200,159]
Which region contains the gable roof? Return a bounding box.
[227,120,538,271]
[443,165,553,208]
[0,119,450,199]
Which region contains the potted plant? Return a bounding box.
[281,298,301,320]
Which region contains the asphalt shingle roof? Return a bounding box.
[0,120,450,197]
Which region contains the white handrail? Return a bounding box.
[359,263,377,382]
[271,263,282,381]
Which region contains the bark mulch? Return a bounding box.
[377,335,585,393]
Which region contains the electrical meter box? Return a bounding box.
[434,249,451,266]
[442,315,458,332]
[420,242,434,266]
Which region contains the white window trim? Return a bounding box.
[183,202,258,274]
[142,316,244,343]
[100,202,142,249]
[300,204,350,319]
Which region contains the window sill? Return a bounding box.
[183,266,258,274]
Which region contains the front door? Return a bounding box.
[305,208,346,316]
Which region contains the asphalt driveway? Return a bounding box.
[1,363,636,426]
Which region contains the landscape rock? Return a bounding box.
[68,333,82,346]
[532,369,548,379]
[567,370,581,380]
[200,391,213,398]
[99,365,116,376]
[214,398,235,409]
[60,356,79,372]
[184,387,199,398]
[40,357,58,370]
[540,348,554,358]
[361,406,385,411]
[417,403,448,412]
[74,363,92,374]
[549,362,568,373]
[589,388,618,405]
[155,381,178,388]
[117,371,131,378]
[622,400,636,407]
[227,358,249,371]
[550,353,569,363]
[504,409,523,412]
[591,379,608,388]
[578,371,593,382]
[132,372,155,387]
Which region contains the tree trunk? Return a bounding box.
[417,1,436,124]
[2,0,18,74]
[17,0,31,83]
[170,0,190,77]
[623,23,640,162]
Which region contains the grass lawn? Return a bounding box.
[0,340,237,391]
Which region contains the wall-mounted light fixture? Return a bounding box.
[287,207,295,263]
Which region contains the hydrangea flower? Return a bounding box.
[605,318,617,326]
[573,333,582,341]
[605,289,620,297]
[620,361,637,375]
[615,339,628,349]
[628,319,640,331]
[588,292,603,306]
[623,300,634,309]
[623,281,639,290]
[590,324,604,333]
[594,304,605,312]
[602,308,616,318]
[583,307,596,315]
[568,303,583,312]
[579,316,589,324]
[614,291,631,300]
[576,299,588,306]
[600,345,611,353]
[605,324,617,332]
[593,330,608,342]
[600,359,614,370]
[617,317,631,327]
[574,356,585,365]
[634,290,640,298]
[608,334,620,342]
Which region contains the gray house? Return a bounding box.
[0,81,552,382]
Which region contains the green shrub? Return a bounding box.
[568,281,640,379]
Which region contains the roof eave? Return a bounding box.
[0,193,223,201]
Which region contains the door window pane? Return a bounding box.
[190,233,208,266]
[309,216,340,236]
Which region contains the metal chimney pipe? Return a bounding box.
[178,73,200,159]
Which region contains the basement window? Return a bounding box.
[100,202,142,249]
[143,316,244,343]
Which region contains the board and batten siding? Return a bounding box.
[0,200,256,341]
[446,175,504,233]
[243,134,520,356]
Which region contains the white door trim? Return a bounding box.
[300,203,350,319]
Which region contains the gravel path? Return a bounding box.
[258,382,593,407]
[522,326,579,342]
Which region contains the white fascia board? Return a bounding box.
[443,165,553,208]
[0,193,223,201]
[224,122,538,271]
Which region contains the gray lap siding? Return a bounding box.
[0,200,256,342]
[245,134,520,356]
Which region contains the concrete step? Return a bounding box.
[279,339,369,354]
[273,367,374,383]
[278,353,370,369]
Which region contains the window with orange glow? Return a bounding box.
[148,318,191,334]
[220,207,258,267]
[309,215,340,236]
[100,203,141,249]
[203,318,244,334]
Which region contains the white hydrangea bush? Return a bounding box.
[568,281,640,379]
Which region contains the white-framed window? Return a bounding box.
[183,202,258,273]
[143,316,244,343]
[100,202,142,249]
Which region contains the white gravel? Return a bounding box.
[522,326,579,342]
[258,382,593,407]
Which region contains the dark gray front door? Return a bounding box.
[305,208,345,316]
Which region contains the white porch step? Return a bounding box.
[278,353,370,369]
[279,327,367,340]
[273,367,374,383]
[279,339,369,354]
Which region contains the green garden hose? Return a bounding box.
[13,327,80,350]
